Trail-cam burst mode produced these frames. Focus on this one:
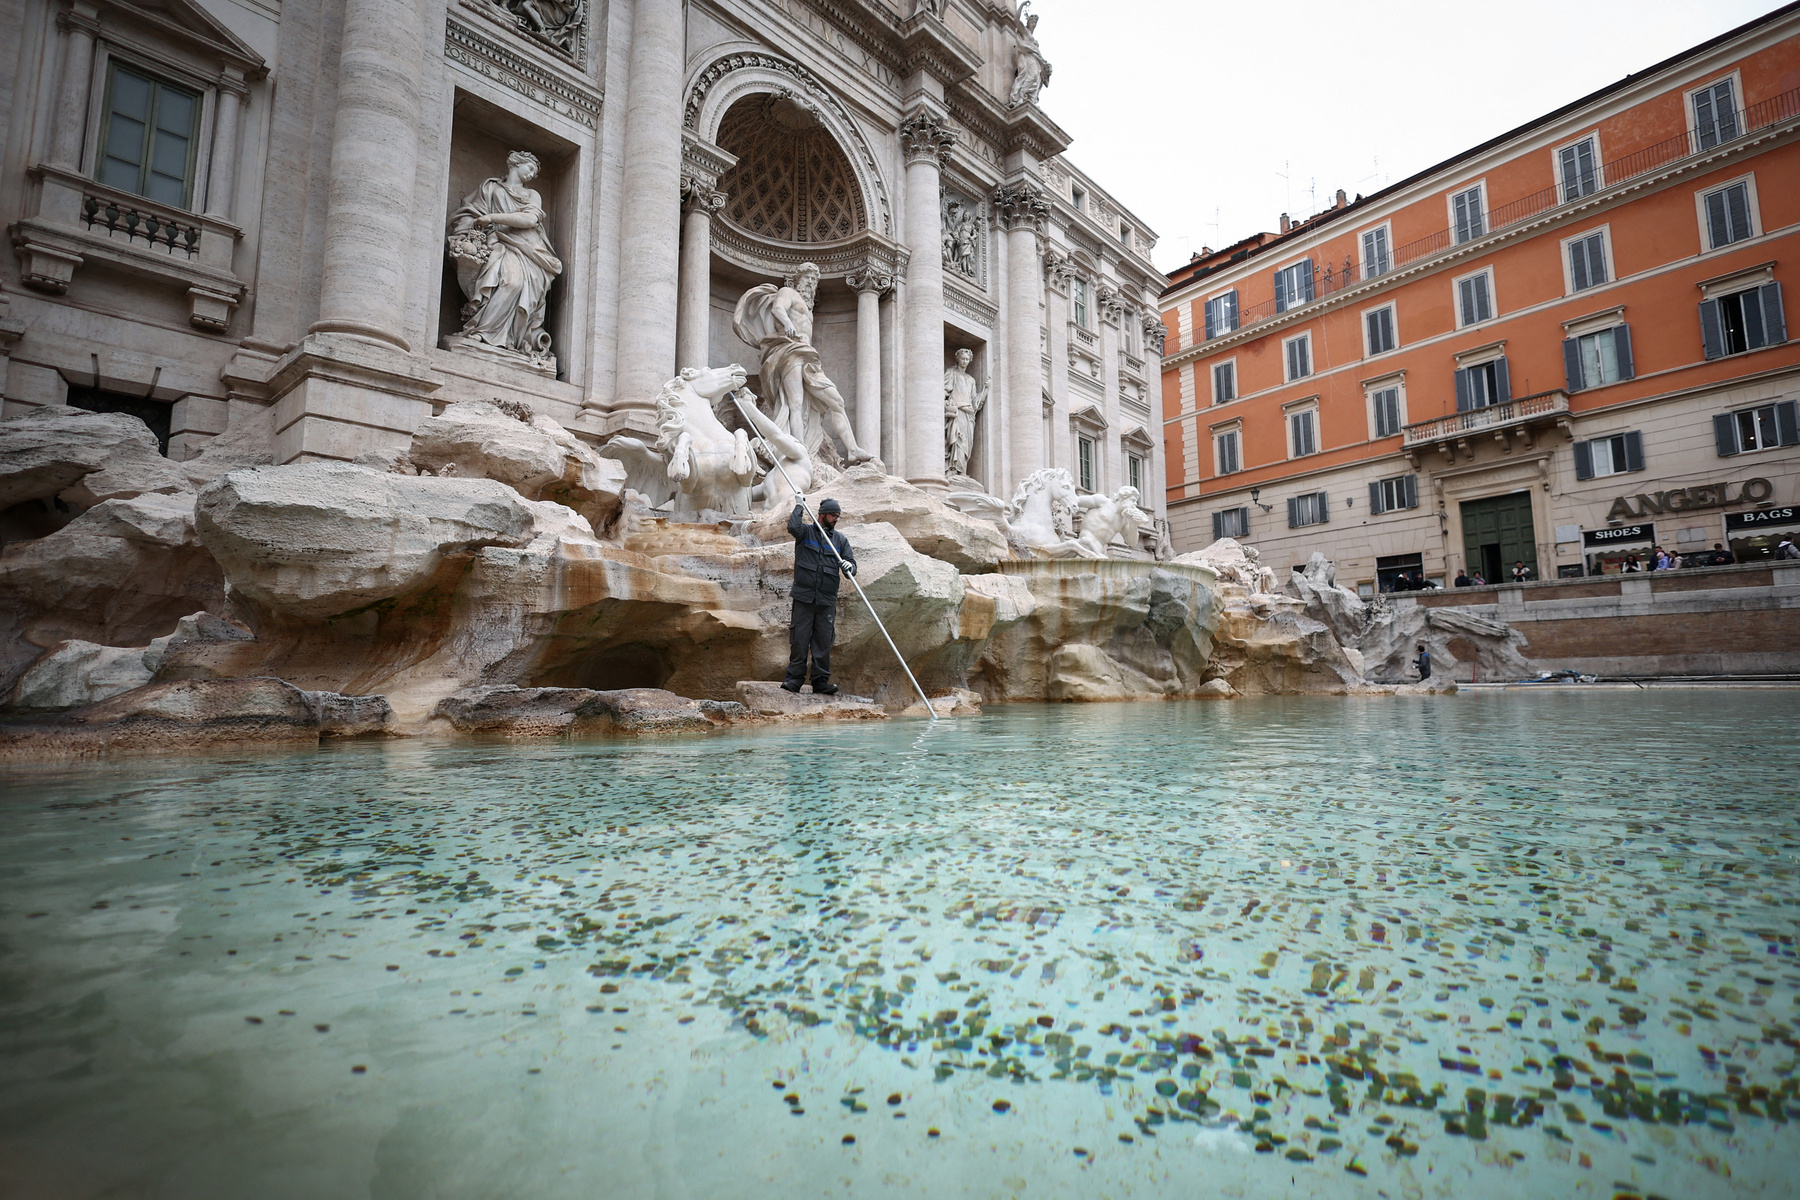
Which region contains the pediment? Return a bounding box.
[102,0,268,77]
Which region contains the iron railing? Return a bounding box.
[1206,85,1800,339]
[81,192,201,258]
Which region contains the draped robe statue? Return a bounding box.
[944,348,987,477]
[445,151,563,372]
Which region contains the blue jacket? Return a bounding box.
[789,504,856,604]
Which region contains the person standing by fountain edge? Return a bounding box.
[785,496,857,695]
[1413,645,1432,681]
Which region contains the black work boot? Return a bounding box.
[812,682,839,696]
[781,682,802,693]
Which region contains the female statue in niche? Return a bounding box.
[445,150,563,373]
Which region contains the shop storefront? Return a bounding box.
[1726,505,1800,560]
[1583,522,1655,574]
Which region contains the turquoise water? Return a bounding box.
[1,693,1797,1199]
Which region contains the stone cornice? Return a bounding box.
[679,129,737,191]
[89,0,269,79]
[446,16,602,128]
[897,9,982,87]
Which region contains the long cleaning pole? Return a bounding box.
[727,390,937,720]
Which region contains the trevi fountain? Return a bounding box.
[1,2,1794,1198]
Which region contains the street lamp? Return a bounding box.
[1249,486,1273,513]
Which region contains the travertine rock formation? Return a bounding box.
[0,490,225,697]
[195,462,539,619]
[0,405,188,509]
[0,678,393,760]
[753,462,1011,570]
[1359,600,1534,683]
[0,397,1495,754]
[1287,551,1370,648]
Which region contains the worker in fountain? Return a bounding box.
[784,495,857,695]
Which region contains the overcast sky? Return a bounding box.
[1025,0,1782,273]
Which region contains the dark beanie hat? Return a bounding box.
[817,498,842,514]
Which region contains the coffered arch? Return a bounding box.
[683,48,892,241]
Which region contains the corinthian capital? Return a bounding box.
[898,109,956,167]
[991,180,1049,234]
[680,175,727,216]
[1042,245,1073,295]
[845,267,895,297]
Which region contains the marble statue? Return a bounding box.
[732,264,875,465]
[1008,44,1050,108]
[1073,485,1152,558]
[602,365,759,518]
[943,348,987,478]
[948,467,1095,559]
[445,151,563,374]
[913,0,942,16]
[942,198,979,278]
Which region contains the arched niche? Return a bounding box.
[683,49,901,281]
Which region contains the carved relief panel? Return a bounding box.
[940,185,986,289]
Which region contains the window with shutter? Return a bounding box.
[1285,335,1311,381]
[1567,232,1607,292]
[98,63,202,209]
[1274,262,1314,313]
[1366,306,1396,355]
[1361,227,1390,278]
[1214,430,1240,475]
[1452,186,1486,243]
[1570,327,1625,389]
[1559,138,1599,202]
[1212,361,1237,404]
[1077,435,1095,491]
[1073,280,1090,329]
[1702,181,1753,249]
[1289,409,1317,457]
[1372,387,1402,438]
[1760,282,1787,345]
[1722,401,1800,452]
[1203,291,1237,340]
[1215,507,1249,539]
[1693,79,1739,151]
[1708,286,1778,356]
[1457,360,1504,409]
[1457,273,1493,326]
[1127,455,1142,492]
[1573,439,1594,480]
[1372,475,1416,514]
[1576,432,1643,478]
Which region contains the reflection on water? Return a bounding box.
[1,693,1796,1199]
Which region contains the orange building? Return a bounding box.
[1159,5,1800,591]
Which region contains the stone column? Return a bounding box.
[993,180,1049,490]
[612,0,686,418]
[48,4,100,170]
[676,180,725,373]
[845,267,892,461]
[899,108,955,492]
[203,74,247,221]
[309,0,428,350]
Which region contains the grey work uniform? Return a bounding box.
[786,504,856,690]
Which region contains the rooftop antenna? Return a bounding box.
[1276,161,1291,224]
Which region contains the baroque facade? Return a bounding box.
[1159,7,1800,588]
[1,0,1167,542]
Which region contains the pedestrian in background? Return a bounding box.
[1413,645,1432,681]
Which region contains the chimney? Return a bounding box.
[1279,213,1290,233]
[1336,189,1347,209]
